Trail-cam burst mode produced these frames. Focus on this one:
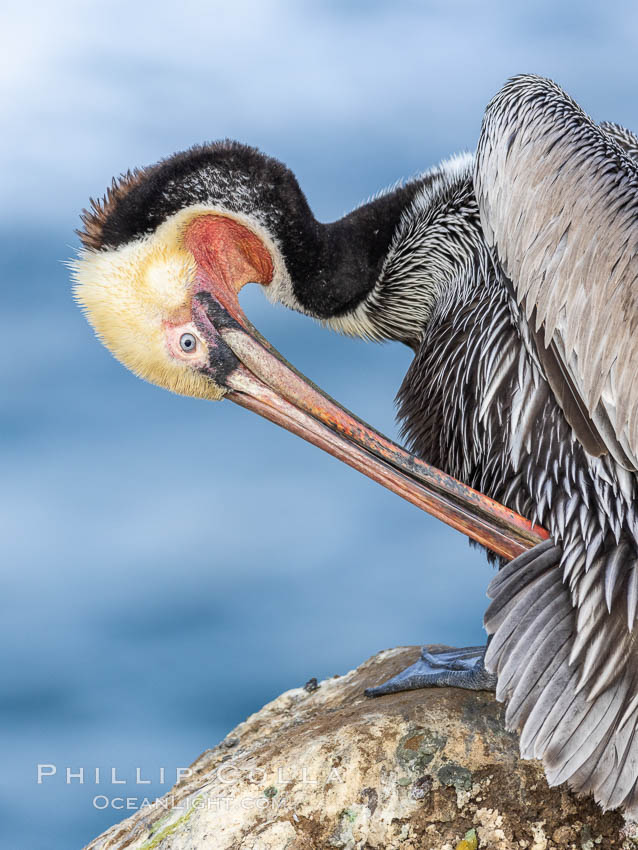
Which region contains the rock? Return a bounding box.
[85,646,637,849]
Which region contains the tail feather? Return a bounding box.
[530,664,580,758]
[485,540,638,814]
[488,539,559,602]
[546,681,623,779]
[513,632,573,746]
[488,566,561,665]
[497,590,569,700]
[602,721,638,809]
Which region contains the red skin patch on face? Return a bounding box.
[184,216,274,326]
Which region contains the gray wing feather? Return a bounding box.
[475,74,638,471]
[485,540,638,814]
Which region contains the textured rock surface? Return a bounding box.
[85,647,637,850]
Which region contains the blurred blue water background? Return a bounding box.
[3,2,638,847]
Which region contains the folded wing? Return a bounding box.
[475,74,638,471]
[477,74,638,815]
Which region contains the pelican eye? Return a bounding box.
[179,333,197,353]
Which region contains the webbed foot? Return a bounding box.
[365,645,496,697]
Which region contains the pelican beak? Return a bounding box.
[192,289,547,561]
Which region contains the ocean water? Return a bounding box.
[1,230,491,848]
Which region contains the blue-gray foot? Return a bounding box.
[365,645,497,697]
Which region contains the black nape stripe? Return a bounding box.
[80,139,432,321]
[83,141,313,252]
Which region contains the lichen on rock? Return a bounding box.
[85,646,633,849]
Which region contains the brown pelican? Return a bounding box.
[73,75,638,815]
